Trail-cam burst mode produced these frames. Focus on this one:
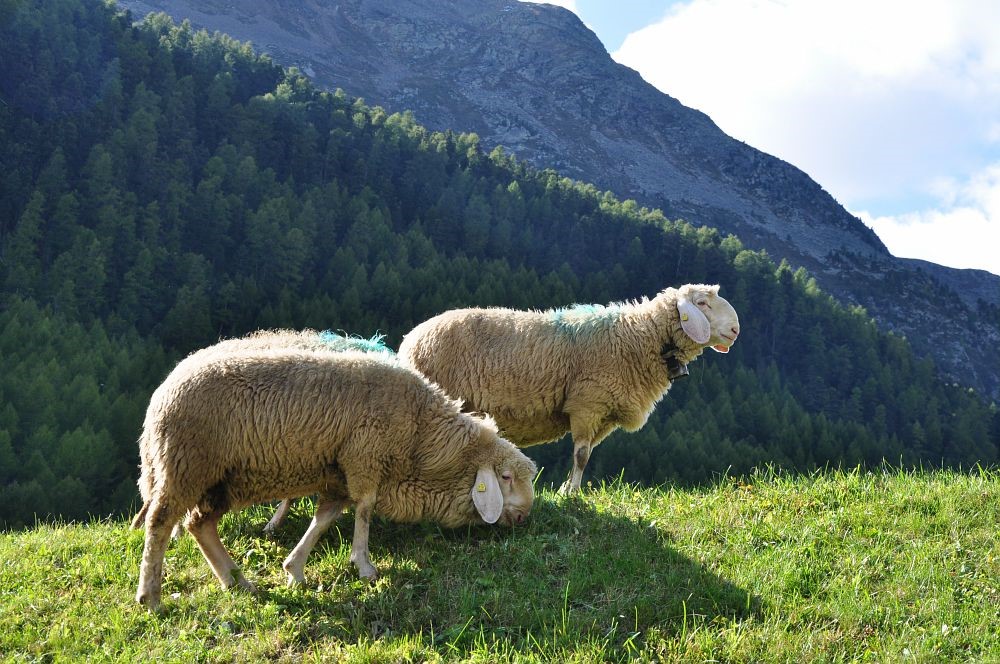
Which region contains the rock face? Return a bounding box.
[118,0,1000,398]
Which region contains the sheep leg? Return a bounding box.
[559,441,592,495]
[135,497,182,610]
[560,419,616,494]
[349,492,379,580]
[282,495,350,586]
[263,498,293,535]
[186,507,257,594]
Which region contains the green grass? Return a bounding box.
[2,468,998,662]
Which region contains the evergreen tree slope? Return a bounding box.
[0,0,996,527]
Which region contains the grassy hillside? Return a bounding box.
[2,469,997,662]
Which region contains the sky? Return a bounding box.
[524,0,1000,276]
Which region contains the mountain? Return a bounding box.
[114,0,1000,399]
[1,0,996,527]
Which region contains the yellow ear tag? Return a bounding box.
[477,482,487,492]
[681,313,689,321]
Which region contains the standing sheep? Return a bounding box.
[132,347,536,611]
[398,284,740,493]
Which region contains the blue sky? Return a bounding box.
[527,0,1000,276]
[566,0,672,52]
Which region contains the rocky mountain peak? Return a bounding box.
[117,0,1000,398]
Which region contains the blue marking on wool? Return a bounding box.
[318,330,395,356]
[548,302,622,335]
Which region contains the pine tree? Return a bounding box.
[4,191,46,295]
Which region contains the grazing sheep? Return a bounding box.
[398,284,740,494]
[138,329,394,536]
[131,347,536,611]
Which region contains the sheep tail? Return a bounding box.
[131,502,149,529]
[132,438,152,529]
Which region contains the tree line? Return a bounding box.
[0,0,996,528]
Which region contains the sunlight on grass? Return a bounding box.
[1,467,997,661]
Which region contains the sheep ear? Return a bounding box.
[677,298,711,344]
[471,467,503,524]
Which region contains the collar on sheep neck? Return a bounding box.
[660,342,690,381]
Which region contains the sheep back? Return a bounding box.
[134,330,392,507]
[399,300,678,446]
[138,348,513,528]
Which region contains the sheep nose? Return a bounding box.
[730,326,740,338]
[515,512,524,524]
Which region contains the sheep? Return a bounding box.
[398,283,740,494]
[137,329,394,537]
[131,346,537,611]
[248,331,394,533]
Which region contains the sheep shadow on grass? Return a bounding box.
[225,492,763,658]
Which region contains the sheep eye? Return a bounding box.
[501,471,513,482]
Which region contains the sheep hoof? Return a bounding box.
[558,481,582,496]
[283,561,307,587]
[231,578,258,595]
[357,565,379,582]
[226,569,258,595]
[136,590,162,612]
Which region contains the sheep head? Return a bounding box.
[673,284,741,353]
[468,419,537,527]
[649,284,740,363]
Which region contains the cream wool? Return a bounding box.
[132,347,536,611]
[133,328,394,536]
[399,284,740,493]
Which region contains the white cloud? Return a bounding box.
[611,0,1000,275]
[857,163,1000,274]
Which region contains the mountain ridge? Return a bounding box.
[116,0,1000,397]
[2,0,997,530]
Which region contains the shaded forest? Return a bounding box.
[0,0,997,528]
